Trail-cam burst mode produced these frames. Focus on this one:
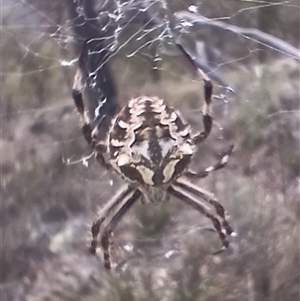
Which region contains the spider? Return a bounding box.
[72,40,236,269]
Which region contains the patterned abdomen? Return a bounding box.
[109,96,195,186]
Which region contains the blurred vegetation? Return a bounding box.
[135,202,173,239]
[1,1,299,301]
[1,15,73,119]
[233,59,300,178]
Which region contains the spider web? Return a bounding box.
[1,0,298,148]
[1,0,299,185]
[1,0,300,299]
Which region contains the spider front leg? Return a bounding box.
[192,69,213,145]
[72,75,93,146]
[72,69,110,169]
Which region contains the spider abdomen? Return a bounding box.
[109,96,195,186]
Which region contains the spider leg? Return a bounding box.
[72,69,109,168]
[184,144,234,179]
[192,68,214,145]
[90,185,134,254]
[101,189,142,269]
[176,44,214,145]
[72,72,93,145]
[168,182,233,251]
[173,178,234,236]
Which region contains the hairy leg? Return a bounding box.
[90,185,134,254]
[101,189,142,269]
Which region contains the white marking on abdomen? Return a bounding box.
[136,165,155,185]
[111,139,125,147]
[118,120,129,129]
[162,159,180,183]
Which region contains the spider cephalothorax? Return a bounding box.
[72,40,236,269]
